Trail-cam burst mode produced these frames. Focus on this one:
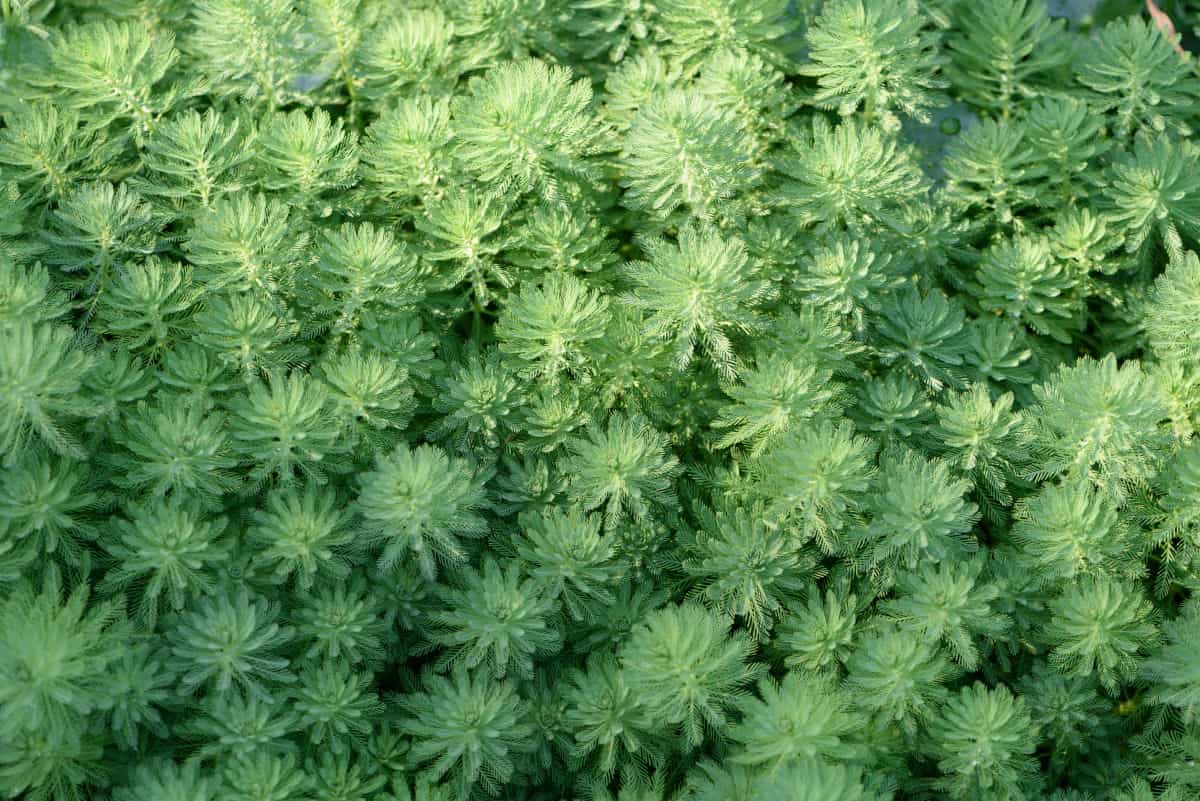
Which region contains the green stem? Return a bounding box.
[335,42,359,129]
[471,294,483,345]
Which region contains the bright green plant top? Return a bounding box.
[4,1,1200,800]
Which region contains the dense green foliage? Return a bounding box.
[5,1,1200,800]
